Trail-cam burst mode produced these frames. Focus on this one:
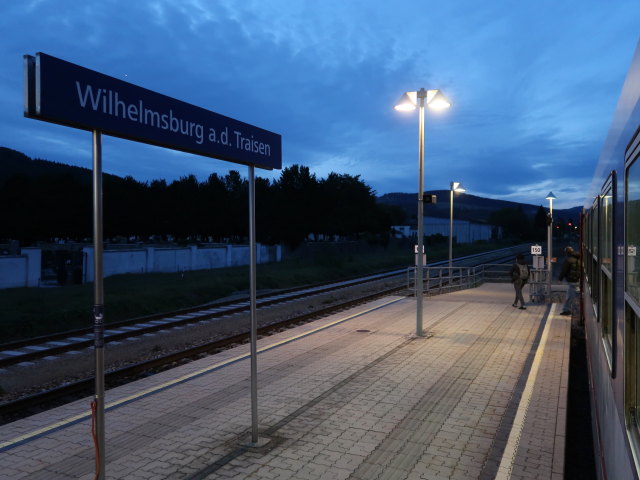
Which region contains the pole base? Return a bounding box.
[240,435,271,449]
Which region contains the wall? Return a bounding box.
[0,244,280,288]
[82,243,281,283]
[0,248,41,288]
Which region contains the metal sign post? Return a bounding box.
[92,130,105,478]
[248,165,259,445]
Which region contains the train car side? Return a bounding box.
[582,39,640,480]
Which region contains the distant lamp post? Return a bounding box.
[449,181,466,278]
[546,191,556,302]
[546,191,556,216]
[394,88,451,336]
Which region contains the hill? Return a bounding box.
[377,191,582,224]
[0,146,119,186]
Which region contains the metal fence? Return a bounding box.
[406,263,520,296]
[406,264,564,303]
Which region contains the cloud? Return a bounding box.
[0,0,638,211]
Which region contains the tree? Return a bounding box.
[272,165,320,248]
[254,176,277,244]
[105,175,148,238]
[533,205,548,242]
[0,152,400,247]
[320,173,378,237]
[200,173,229,240]
[166,175,200,238]
[489,207,533,240]
[222,170,248,240]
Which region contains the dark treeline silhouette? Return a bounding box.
[487,205,577,242]
[0,148,405,248]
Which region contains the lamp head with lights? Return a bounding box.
[451,181,466,193]
[394,91,418,111]
[546,191,557,216]
[394,88,451,111]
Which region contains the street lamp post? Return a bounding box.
[395,88,451,336]
[449,181,465,280]
[546,191,556,303]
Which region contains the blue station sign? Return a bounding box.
[24,53,281,170]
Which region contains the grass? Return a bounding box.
[0,240,513,343]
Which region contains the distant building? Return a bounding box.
[392,217,500,243]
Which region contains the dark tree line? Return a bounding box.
[488,205,577,242]
[0,164,405,248]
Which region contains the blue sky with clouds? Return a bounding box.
[2,0,639,209]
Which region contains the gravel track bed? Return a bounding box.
[0,277,405,405]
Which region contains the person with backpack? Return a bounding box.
[559,246,581,315]
[509,254,529,310]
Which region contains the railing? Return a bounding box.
[527,269,566,303]
[406,263,520,296]
[406,264,564,303]
[407,265,481,295]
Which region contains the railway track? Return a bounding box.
[0,244,528,369]
[0,269,406,369]
[0,244,529,421]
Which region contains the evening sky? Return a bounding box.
[1,0,639,209]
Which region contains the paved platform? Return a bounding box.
[0,283,569,479]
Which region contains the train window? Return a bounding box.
[585,209,594,288]
[626,304,640,438]
[601,193,613,273]
[589,209,595,287]
[602,273,613,343]
[591,201,600,314]
[600,185,614,348]
[627,157,640,303]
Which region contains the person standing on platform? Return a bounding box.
[510,254,529,310]
[559,246,581,315]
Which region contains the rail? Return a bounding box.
[0,244,532,420]
[1,244,532,362]
[0,269,406,368]
[406,263,520,295]
[406,263,566,304]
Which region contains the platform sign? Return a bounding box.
[531,245,542,255]
[414,245,426,266]
[24,53,281,170]
[23,52,281,467]
[533,255,544,269]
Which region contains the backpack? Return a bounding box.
[567,255,581,282]
[517,263,529,281]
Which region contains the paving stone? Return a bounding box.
[0,285,569,480]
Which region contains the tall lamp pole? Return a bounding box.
[546,191,556,303]
[449,181,465,279]
[395,88,451,336]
